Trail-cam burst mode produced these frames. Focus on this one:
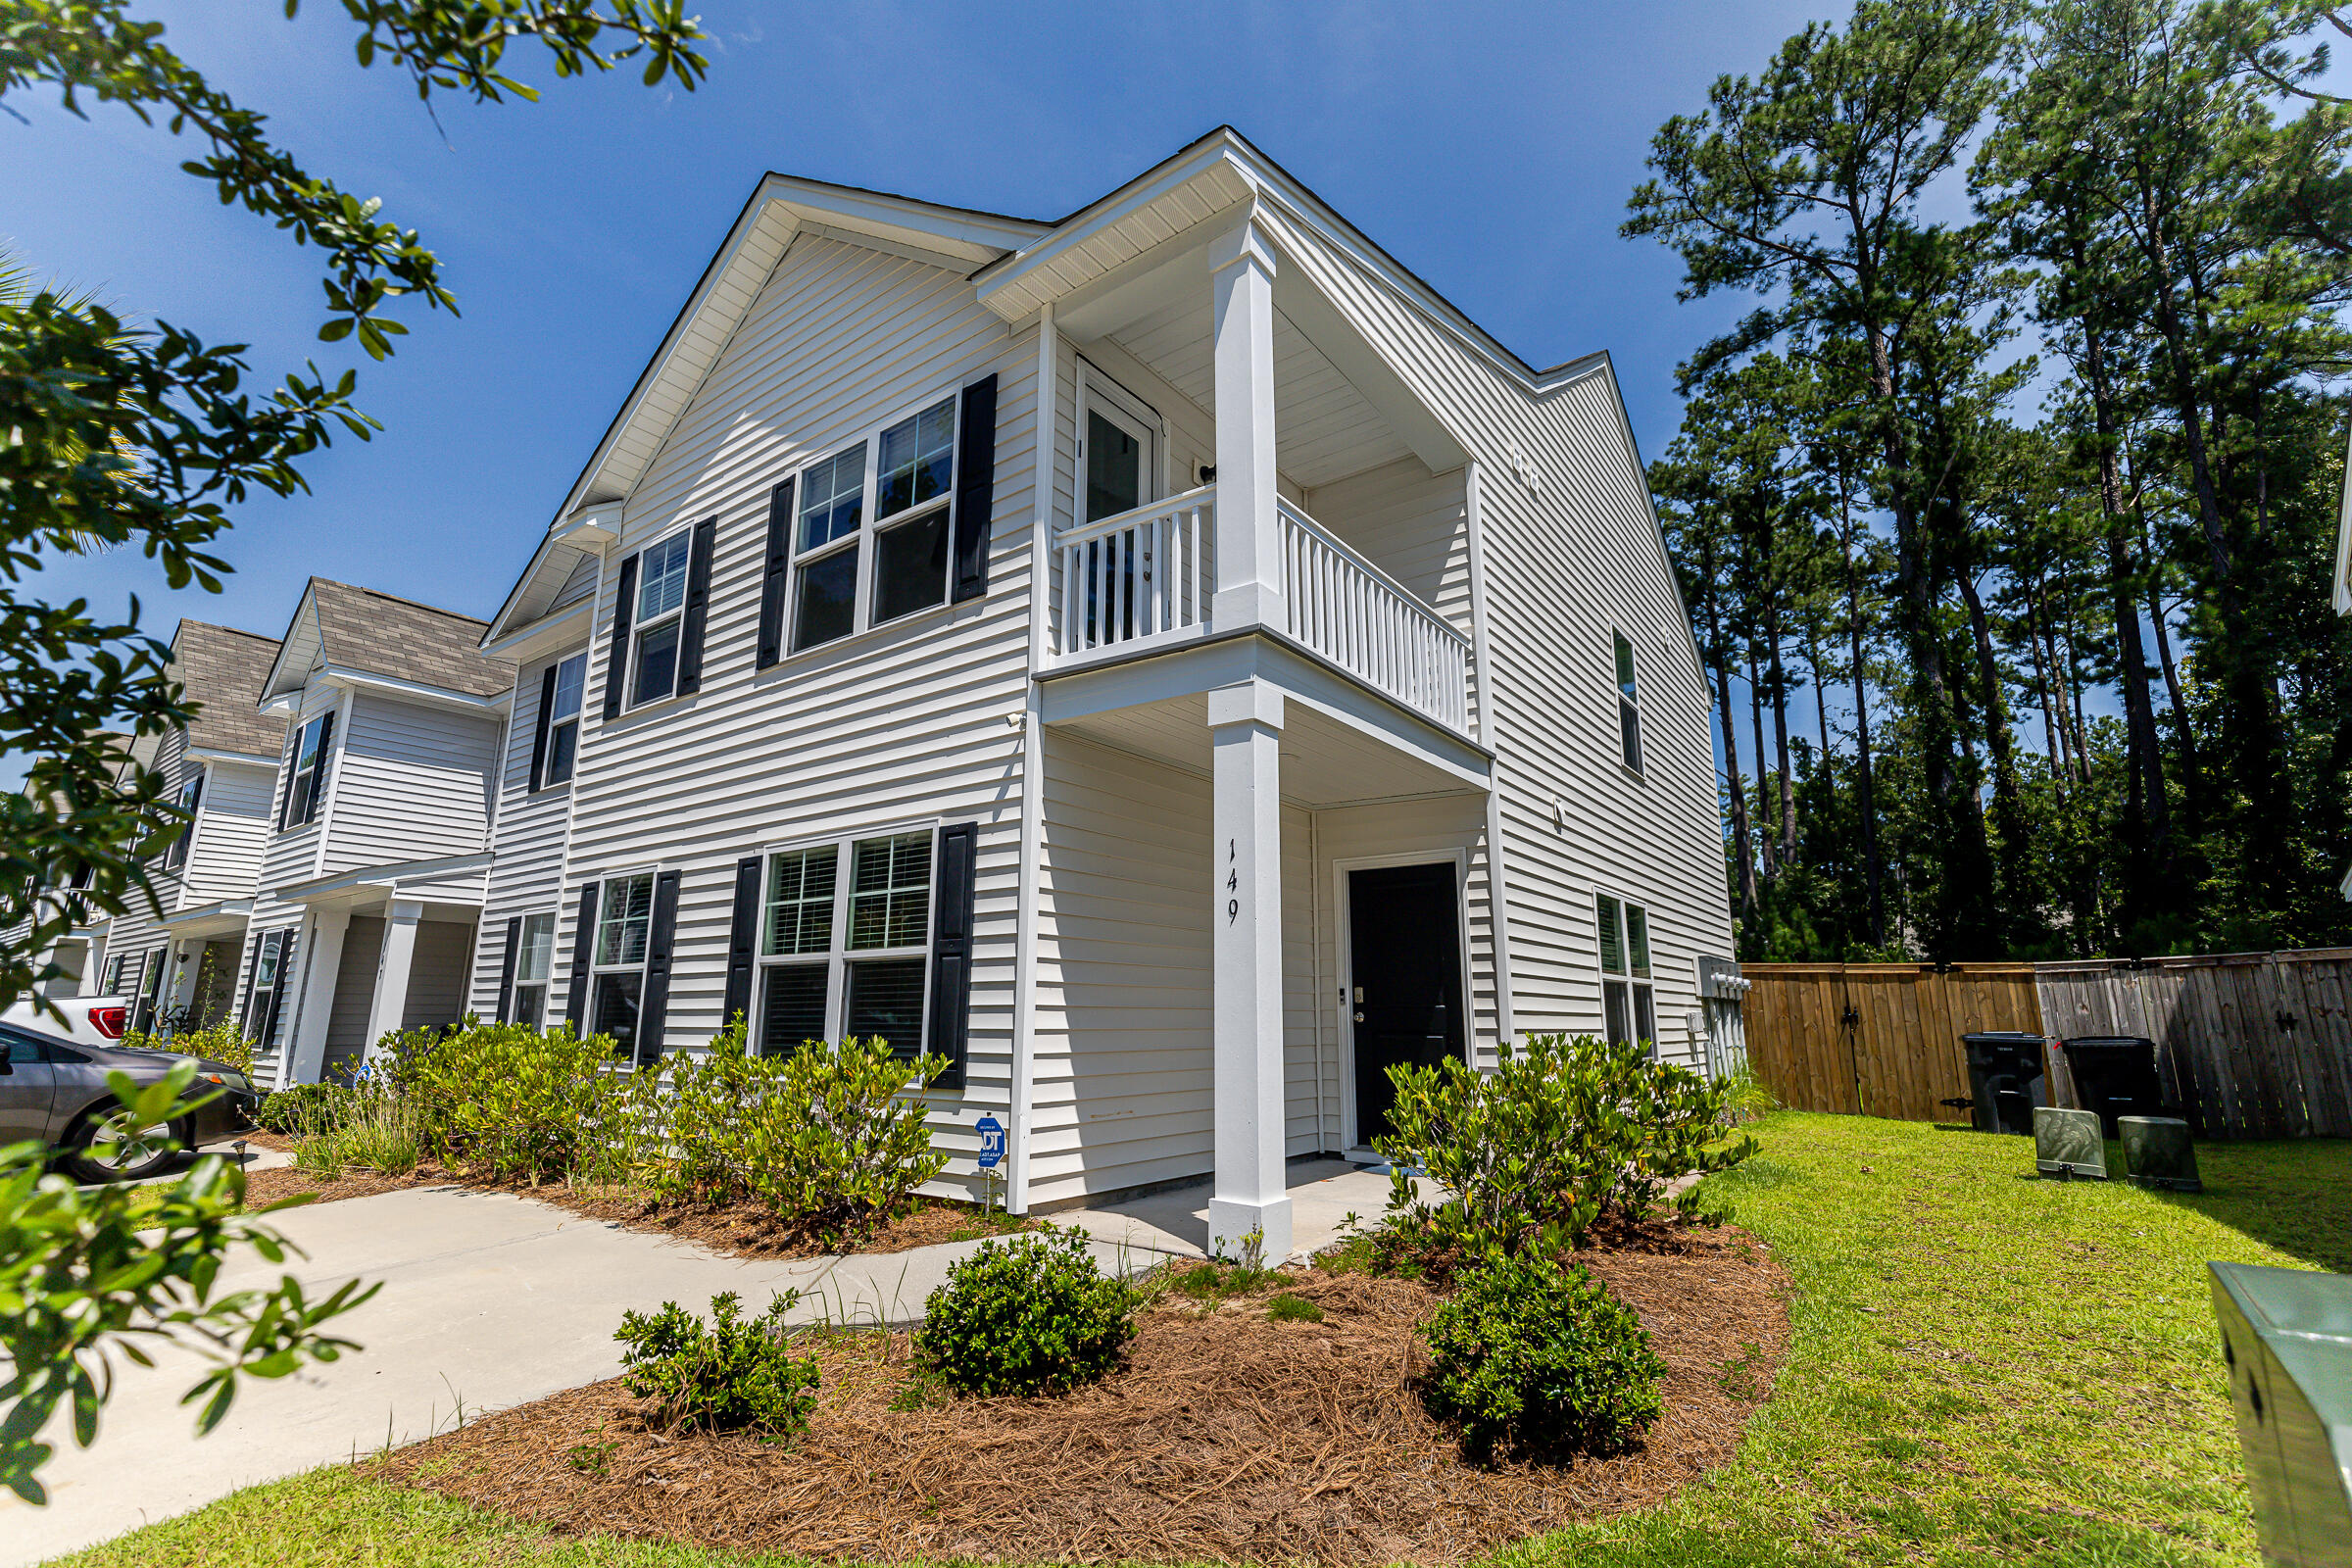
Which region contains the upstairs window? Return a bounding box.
[754,829,932,1057]
[790,396,957,654]
[534,652,587,789]
[280,713,333,829]
[162,771,203,871]
[1614,630,1643,773]
[629,533,692,707]
[512,911,557,1028]
[1596,892,1655,1052]
[592,872,654,1059]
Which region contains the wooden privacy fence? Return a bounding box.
[1742,951,2352,1141]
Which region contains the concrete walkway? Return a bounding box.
[1056,1158,1412,1262]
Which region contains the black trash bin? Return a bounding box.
[1960,1032,2050,1135]
[2060,1036,2171,1137]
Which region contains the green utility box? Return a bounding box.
[2120,1115,2202,1192]
[2209,1261,2352,1567]
[2033,1105,2107,1179]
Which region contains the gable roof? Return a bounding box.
[265,579,515,703]
[171,621,285,759]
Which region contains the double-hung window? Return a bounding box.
[755,829,933,1056]
[162,771,202,871]
[591,874,655,1058]
[281,714,331,828]
[1596,892,1656,1051]
[541,654,587,786]
[790,396,957,654]
[628,534,692,708]
[512,912,557,1028]
[1614,630,1643,773]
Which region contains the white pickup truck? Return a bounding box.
[0,994,132,1048]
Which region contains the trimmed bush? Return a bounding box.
[614,1290,817,1439]
[391,1019,618,1183]
[1374,1031,1758,1264]
[1418,1251,1665,1464]
[914,1231,1138,1397]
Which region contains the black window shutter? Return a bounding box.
[494,915,522,1023]
[272,731,297,830]
[303,711,335,825]
[603,554,639,721]
[722,855,760,1033]
[635,869,682,1067]
[926,821,978,1088]
[565,881,599,1031]
[264,932,298,1050]
[528,664,558,792]
[756,477,794,667]
[951,374,999,604]
[675,516,717,695]
[236,928,264,1039]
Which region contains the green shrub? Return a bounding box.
[122,1018,255,1078]
[614,1290,817,1439]
[256,1082,353,1137]
[1418,1251,1665,1464]
[1267,1293,1324,1323]
[914,1231,1138,1397]
[1374,1032,1758,1264]
[392,1019,619,1183]
[289,1075,425,1179]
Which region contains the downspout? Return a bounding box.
[1007,302,1056,1214]
[1463,460,1516,1059]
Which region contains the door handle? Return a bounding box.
[1352,1011,1364,1023]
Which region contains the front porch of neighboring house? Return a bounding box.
[992,202,1501,1261]
[155,898,255,1028]
[270,855,486,1086]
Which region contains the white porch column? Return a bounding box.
[363,899,424,1059]
[165,941,204,1018]
[1206,677,1291,1262]
[284,908,348,1086]
[1208,212,1284,633]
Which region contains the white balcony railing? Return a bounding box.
[1055,485,1215,658]
[1277,499,1472,734]
[1049,484,1472,736]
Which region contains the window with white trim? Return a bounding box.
[591,873,654,1057]
[162,770,203,871]
[755,829,931,1056]
[1596,892,1656,1050]
[542,654,587,786]
[282,714,330,827]
[247,928,288,1043]
[628,533,692,708]
[512,911,557,1028]
[790,396,957,654]
[1614,630,1643,773]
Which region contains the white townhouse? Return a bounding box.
[231,579,516,1086]
[68,621,287,1030]
[472,128,1733,1256]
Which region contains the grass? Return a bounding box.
[54,1113,2348,1568]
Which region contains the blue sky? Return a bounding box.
[1,1,1838,785]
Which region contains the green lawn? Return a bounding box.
[53,1114,2347,1568]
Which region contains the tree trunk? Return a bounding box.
[1747,642,1776,881]
[1767,616,1797,863]
[2146,576,2204,838]
[1701,542,1757,921]
[1841,507,1886,950]
[2025,581,2067,800]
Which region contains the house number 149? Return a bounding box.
[1227,838,1239,925]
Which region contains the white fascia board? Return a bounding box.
[479,599,592,663]
[184,745,279,768]
[485,532,598,647]
[272,851,492,906]
[318,665,511,715]
[258,584,324,701]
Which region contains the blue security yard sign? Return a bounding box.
[975,1114,1005,1169]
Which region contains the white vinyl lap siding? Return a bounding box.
[320,692,499,874]
[470,647,581,1014]
[547,230,1039,1189]
[183,759,277,906]
[1256,203,1730,1064]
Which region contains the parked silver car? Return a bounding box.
[0,1018,258,1182]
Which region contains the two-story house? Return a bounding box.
[234,579,515,1087]
[77,621,288,1030]
[472,128,1731,1257]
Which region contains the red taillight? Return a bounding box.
[87,1005,126,1040]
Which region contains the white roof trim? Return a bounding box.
[318,664,511,714]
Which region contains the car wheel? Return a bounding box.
[65,1104,188,1184]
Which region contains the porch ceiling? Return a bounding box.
[1110,296,1415,489]
[1054,692,1480,811]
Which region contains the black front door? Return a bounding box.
[1348,862,1466,1148]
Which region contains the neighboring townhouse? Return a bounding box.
[473,128,1733,1254]
[236,580,515,1087]
[74,624,287,1028]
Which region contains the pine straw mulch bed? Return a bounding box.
[220,1141,1034,1260]
[371,1224,1791,1568]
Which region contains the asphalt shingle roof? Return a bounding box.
[172,621,286,759]
[309,580,515,700]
